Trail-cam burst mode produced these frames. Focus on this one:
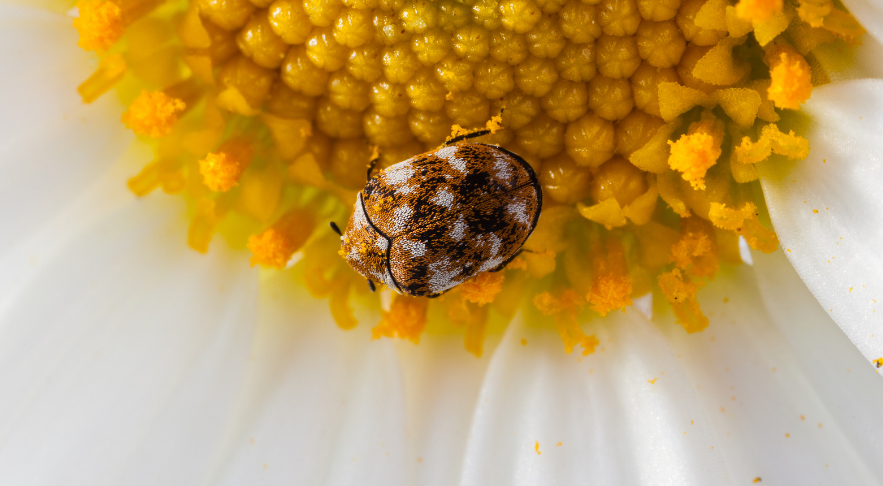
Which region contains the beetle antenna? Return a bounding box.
[366,145,381,181]
[367,279,376,292]
[445,129,491,146]
[329,221,342,236]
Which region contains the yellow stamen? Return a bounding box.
[709,202,780,253]
[78,54,126,104]
[767,50,813,110]
[248,209,316,269]
[587,239,633,317]
[460,272,505,306]
[667,116,724,191]
[73,0,124,52]
[198,139,254,192]
[733,123,810,165]
[735,0,783,23]
[658,268,709,333]
[534,290,600,355]
[372,295,429,344]
[121,90,185,138]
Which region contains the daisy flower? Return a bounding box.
[0,0,882,483]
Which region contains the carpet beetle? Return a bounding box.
[330,130,543,297]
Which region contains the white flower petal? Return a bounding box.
[664,253,883,484]
[759,79,883,362]
[460,257,883,485]
[841,0,883,48]
[0,194,258,486]
[205,275,409,486]
[0,4,138,258]
[461,312,729,485]
[752,250,883,476]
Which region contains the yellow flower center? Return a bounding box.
[72,0,864,356]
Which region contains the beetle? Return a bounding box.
[329,129,542,297]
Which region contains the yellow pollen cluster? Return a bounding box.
[73,0,125,51]
[120,90,186,138]
[767,50,813,110]
[74,0,864,355]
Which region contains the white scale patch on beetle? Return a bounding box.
[383,161,416,194]
[477,233,504,272]
[427,257,464,294]
[493,153,513,184]
[449,214,468,241]
[430,187,455,209]
[507,202,531,225]
[435,146,467,173]
[392,205,413,234]
[352,194,369,230]
[399,238,426,257]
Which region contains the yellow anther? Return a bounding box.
[373,295,429,343]
[460,272,506,305]
[198,139,253,192]
[667,114,724,191]
[74,0,124,52]
[767,50,813,110]
[735,0,783,22]
[121,90,186,138]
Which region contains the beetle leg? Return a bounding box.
[329,221,343,236]
[444,129,491,146]
[367,279,376,292]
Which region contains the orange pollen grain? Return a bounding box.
[768,52,813,110]
[73,0,124,52]
[667,132,721,191]
[121,90,185,138]
[735,0,783,22]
